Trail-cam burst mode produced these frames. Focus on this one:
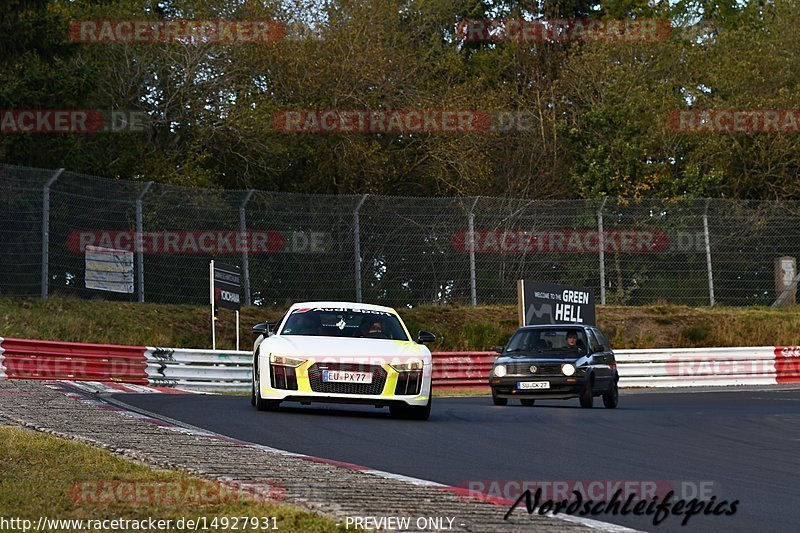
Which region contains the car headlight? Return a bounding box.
[391,360,424,372]
[269,354,305,367]
[562,363,576,376]
[494,364,507,377]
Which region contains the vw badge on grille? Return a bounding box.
[529,365,537,373]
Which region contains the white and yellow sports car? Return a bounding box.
[250,302,435,420]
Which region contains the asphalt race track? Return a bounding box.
[113,389,800,533]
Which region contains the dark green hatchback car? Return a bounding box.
[489,324,619,408]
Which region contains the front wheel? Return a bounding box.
[492,389,508,406]
[390,395,431,420]
[602,379,619,409]
[579,378,594,408]
[250,377,256,406]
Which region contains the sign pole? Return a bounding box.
[210,260,216,350]
[210,261,242,350]
[235,310,240,351]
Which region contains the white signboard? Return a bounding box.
[85,245,134,293]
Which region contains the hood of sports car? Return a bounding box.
[261,335,430,363]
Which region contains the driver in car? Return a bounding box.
[359,320,387,339]
[566,331,585,351]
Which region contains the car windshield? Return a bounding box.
[280,307,409,341]
[505,328,588,357]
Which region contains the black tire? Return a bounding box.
[250,376,256,406]
[520,399,536,406]
[603,379,619,409]
[491,389,508,406]
[579,377,594,408]
[390,395,432,420]
[253,358,280,412]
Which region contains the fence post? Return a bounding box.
[704,198,715,306]
[239,190,255,306]
[136,181,153,303]
[354,194,368,302]
[468,196,480,306]
[597,196,608,305]
[41,168,64,299]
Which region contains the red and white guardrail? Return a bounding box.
[0,337,798,390]
[0,337,148,384]
[0,337,5,380]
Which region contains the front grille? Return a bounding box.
[394,371,423,395]
[307,363,387,395]
[507,362,563,376]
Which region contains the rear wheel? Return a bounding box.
[579,377,594,408]
[492,389,508,406]
[603,379,619,409]
[520,399,536,406]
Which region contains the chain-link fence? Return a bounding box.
[2,162,799,307]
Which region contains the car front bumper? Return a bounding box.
[258,358,432,407]
[489,375,586,400]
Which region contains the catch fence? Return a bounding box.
[2,163,798,308]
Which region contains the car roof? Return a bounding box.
[287,301,398,314]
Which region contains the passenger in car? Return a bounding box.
[359,320,388,339]
[294,314,324,335]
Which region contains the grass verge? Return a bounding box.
[0,426,342,532]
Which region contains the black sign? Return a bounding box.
[517,280,595,326]
[213,262,241,310]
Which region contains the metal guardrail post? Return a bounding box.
[136,182,154,303]
[597,196,608,305]
[354,194,368,303]
[704,198,715,306]
[239,190,255,306]
[41,168,64,299]
[468,196,480,307]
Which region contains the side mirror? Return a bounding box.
[494,345,505,354]
[417,330,436,344]
[252,323,269,336]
